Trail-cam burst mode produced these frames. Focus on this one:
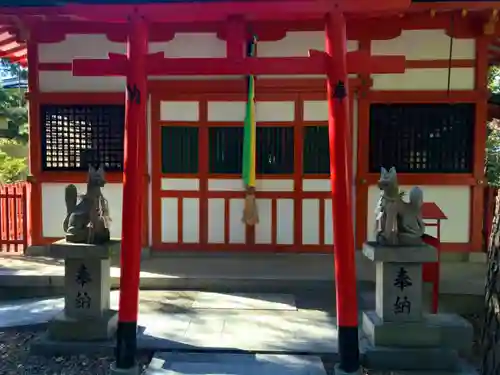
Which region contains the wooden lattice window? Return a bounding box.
[40,104,125,171]
[369,103,475,173]
[303,126,330,174]
[161,126,199,173]
[209,126,294,174]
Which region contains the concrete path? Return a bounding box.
[0,290,357,355]
[145,353,327,375]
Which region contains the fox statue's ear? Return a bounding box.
[97,164,104,174]
[389,166,396,174]
[88,165,95,173]
[380,167,387,174]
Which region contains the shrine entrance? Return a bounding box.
[150,82,356,252]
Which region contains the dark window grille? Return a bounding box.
[303,126,330,174]
[369,103,475,173]
[161,126,199,174]
[209,127,243,174]
[40,104,125,171]
[209,126,294,174]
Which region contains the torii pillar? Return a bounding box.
[325,10,360,375]
[111,12,148,375]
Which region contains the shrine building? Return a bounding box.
[0,0,497,257]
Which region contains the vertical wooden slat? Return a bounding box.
[6,185,12,252]
[22,183,28,252]
[12,184,18,252]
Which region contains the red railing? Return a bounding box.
[0,181,28,253]
[421,202,447,314]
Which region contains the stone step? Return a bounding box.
[362,310,473,354]
[144,353,327,375]
[364,346,461,372]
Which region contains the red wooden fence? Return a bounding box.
[0,181,28,254]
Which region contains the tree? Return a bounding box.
[0,59,27,143]
[0,59,29,183]
[0,59,27,80]
[486,67,500,186]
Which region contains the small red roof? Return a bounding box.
[0,27,26,66]
[422,202,447,220]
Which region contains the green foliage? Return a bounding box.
[0,149,27,184]
[487,66,500,186]
[0,59,27,80]
[489,66,500,93]
[0,60,28,144]
[486,121,500,186]
[0,60,29,183]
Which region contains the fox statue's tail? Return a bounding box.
[63,184,78,232]
[408,186,423,208]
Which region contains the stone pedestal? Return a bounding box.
[47,239,121,341]
[361,241,474,371]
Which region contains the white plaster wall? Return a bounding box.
[38,31,359,91]
[371,30,475,60]
[206,101,295,122]
[366,185,470,243]
[41,182,124,238]
[370,30,475,91]
[371,68,474,91]
[257,31,358,57]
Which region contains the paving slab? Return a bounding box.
[145,353,327,375]
[0,291,354,356]
[192,292,297,310]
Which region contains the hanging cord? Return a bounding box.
[447,13,455,96]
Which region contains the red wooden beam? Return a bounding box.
[0,0,410,23]
[73,52,406,77]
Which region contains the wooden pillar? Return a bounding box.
[325,10,360,373]
[26,39,42,247]
[114,12,148,372]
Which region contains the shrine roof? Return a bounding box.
[1,0,500,66]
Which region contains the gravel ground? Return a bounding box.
[0,327,151,375]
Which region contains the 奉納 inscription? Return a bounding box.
[75,291,92,309]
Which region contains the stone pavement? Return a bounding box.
[0,290,351,355]
[0,290,479,375]
[146,353,327,375]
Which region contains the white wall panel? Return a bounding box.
[182,198,199,243]
[229,199,246,243]
[208,198,225,243]
[161,197,178,243]
[302,199,320,245]
[41,182,123,239]
[277,199,294,244]
[255,199,272,244]
[160,101,199,121]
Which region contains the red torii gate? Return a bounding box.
[17,0,410,373]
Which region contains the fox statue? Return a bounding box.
[63,165,111,244]
[374,166,425,246]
